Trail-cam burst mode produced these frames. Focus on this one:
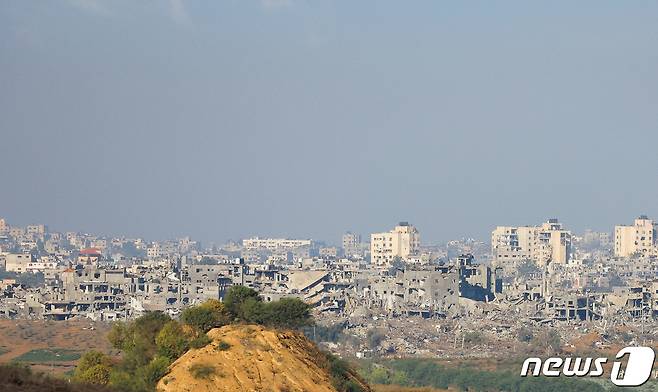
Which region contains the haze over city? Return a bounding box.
[2,1,658,244]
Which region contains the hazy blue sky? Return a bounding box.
[1,1,657,245]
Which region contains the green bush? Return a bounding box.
[224,286,261,320]
[215,340,231,351]
[189,363,216,380]
[85,313,173,392]
[74,351,112,385]
[137,356,171,385]
[156,321,189,360]
[190,334,212,349]
[75,364,111,385]
[264,298,312,329]
[240,297,266,324]
[0,363,114,392]
[180,306,217,333]
[324,353,366,392]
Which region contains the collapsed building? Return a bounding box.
[349,254,499,318]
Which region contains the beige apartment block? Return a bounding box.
[5,253,35,273]
[492,219,572,267]
[614,215,656,258]
[370,222,420,266]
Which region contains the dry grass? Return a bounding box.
[0,319,115,375]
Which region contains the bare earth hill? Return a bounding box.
[157,324,370,392]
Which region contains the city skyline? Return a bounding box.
[0,214,650,248]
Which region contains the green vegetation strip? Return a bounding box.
[360,359,606,392]
[13,348,81,363]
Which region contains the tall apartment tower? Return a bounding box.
[370,222,420,266]
[491,218,572,267]
[614,215,657,258]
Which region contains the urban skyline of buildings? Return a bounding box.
[5,212,658,248]
[3,215,658,269]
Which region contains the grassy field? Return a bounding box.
[0,319,115,375]
[358,358,608,392]
[13,349,81,364]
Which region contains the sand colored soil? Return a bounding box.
[158,324,362,392]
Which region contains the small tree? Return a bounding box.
[107,322,129,350]
[136,356,171,386]
[180,299,232,333]
[199,299,232,327]
[156,321,189,360]
[224,286,260,320]
[240,297,266,325]
[180,306,216,333]
[74,350,112,385]
[265,298,312,329]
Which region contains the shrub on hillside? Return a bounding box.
[189,334,212,349]
[189,364,216,380]
[0,363,114,392]
[155,321,189,360]
[74,350,113,385]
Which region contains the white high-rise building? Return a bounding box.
[614,215,657,258]
[492,219,572,267]
[370,222,420,266]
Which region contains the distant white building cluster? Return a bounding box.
[242,238,312,251]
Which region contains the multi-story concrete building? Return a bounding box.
[614,215,657,258]
[9,227,24,239]
[147,243,161,259]
[342,232,362,258]
[370,222,420,266]
[26,224,47,236]
[492,219,572,267]
[5,254,37,273]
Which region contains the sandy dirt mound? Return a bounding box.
[157,325,341,392]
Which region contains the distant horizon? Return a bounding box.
[0,213,646,247]
[2,1,657,245]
